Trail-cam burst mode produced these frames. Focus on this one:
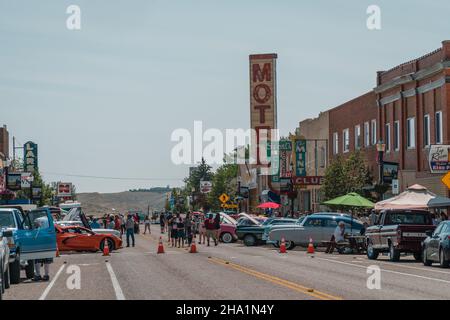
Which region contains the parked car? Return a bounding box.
[366,209,435,262]
[60,207,120,238]
[422,220,450,268]
[0,229,13,299]
[268,214,364,250]
[237,217,297,246]
[55,220,121,238]
[263,216,306,246]
[56,225,122,252]
[197,212,238,243]
[0,207,57,284]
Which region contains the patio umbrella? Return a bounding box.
[375,184,435,210]
[323,193,374,233]
[257,202,280,209]
[323,193,375,208]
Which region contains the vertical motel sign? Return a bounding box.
[24,141,38,173]
[295,140,306,176]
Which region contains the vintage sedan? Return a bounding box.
[56,225,122,252]
[237,217,297,246]
[268,214,364,250]
[422,221,450,268]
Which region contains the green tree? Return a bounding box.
[344,151,369,195]
[208,161,238,211]
[322,155,347,201]
[183,158,214,210]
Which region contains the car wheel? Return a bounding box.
[243,234,256,247]
[100,238,115,251]
[439,248,449,268]
[422,247,432,266]
[286,241,295,250]
[221,232,233,244]
[367,241,379,260]
[389,243,400,262]
[9,258,21,284]
[25,260,34,279]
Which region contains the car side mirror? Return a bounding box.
[425,230,433,237]
[2,230,13,238]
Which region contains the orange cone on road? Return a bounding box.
[190,236,197,253]
[307,237,315,254]
[157,236,165,254]
[279,237,287,253]
[102,239,110,256]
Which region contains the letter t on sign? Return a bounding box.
[254,105,270,124]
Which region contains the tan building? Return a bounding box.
[295,111,329,212]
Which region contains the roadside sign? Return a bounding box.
[200,181,212,193]
[20,172,33,188]
[429,145,450,173]
[392,179,399,194]
[441,172,450,190]
[221,203,238,209]
[219,193,230,203]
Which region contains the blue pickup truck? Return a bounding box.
[0,207,57,284]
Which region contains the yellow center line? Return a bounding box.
[209,257,342,300]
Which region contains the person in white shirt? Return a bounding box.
[333,221,346,243]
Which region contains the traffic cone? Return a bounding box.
[189,236,197,253]
[307,237,315,254]
[279,237,287,253]
[157,236,165,254]
[102,239,110,256]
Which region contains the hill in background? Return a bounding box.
[76,191,168,216]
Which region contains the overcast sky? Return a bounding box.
[1,0,449,193]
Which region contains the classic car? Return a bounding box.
[236,217,297,246]
[0,207,57,284]
[366,209,435,262]
[0,229,12,298]
[268,214,364,250]
[56,225,122,252]
[422,220,450,268]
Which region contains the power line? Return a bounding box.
[41,171,184,181]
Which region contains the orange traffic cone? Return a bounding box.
[307,237,315,254]
[190,236,197,253]
[102,239,110,256]
[279,237,287,253]
[157,236,165,254]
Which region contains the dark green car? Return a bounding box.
[236,217,297,246]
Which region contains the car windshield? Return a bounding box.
[385,212,431,225]
[0,211,16,228]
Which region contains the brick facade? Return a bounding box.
[375,41,450,196]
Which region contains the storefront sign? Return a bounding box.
[20,172,33,188]
[295,140,307,176]
[24,141,38,173]
[292,176,324,186]
[7,173,22,191]
[250,54,277,165]
[429,145,450,173]
[200,181,212,193]
[57,182,73,197]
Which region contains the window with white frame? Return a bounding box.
[407,117,415,149]
[355,125,361,149]
[364,122,370,147]
[343,129,349,153]
[424,114,430,147]
[394,121,400,151]
[435,111,443,144]
[385,123,391,152]
[371,119,377,145]
[333,132,339,154]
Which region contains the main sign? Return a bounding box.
[250,53,277,165]
[292,176,324,186]
[23,141,38,173]
[57,182,73,197]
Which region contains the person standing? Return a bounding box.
[125,214,135,247]
[144,213,151,234]
[205,214,217,246]
[213,213,221,245]
[185,212,193,246]
[159,212,166,233]
[176,214,185,248]
[170,214,178,247]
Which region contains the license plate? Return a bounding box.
[403,232,426,237]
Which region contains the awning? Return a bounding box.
[261,190,281,204]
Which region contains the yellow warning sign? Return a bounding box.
[441,172,450,190]
[219,193,230,203]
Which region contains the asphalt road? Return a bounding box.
[4,224,450,300]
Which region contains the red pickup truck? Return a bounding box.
[366,210,436,262]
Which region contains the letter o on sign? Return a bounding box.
[253,84,271,104]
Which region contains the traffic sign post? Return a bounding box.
[441,172,450,190]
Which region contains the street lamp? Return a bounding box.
[376,141,386,201]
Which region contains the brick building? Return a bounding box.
[375,41,450,196]
[328,91,378,175]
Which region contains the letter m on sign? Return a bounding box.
[253,63,271,82]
